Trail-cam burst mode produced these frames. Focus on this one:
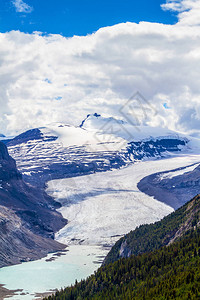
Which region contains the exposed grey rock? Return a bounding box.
[0,141,67,268]
[0,205,65,268]
[138,163,200,210]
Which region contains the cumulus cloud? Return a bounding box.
[162,0,200,25]
[12,0,33,13]
[0,0,200,136]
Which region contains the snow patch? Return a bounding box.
[81,114,188,143]
[159,163,200,180]
[40,124,126,151]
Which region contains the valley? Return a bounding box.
[0,151,200,299]
[0,115,200,299]
[1,1,200,298]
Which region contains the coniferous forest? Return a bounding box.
[104,194,200,265]
[44,195,200,300]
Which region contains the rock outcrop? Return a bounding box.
[0,141,67,268]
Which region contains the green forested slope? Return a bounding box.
[104,194,200,265]
[44,195,200,300]
[45,228,200,300]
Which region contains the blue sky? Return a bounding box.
[0,0,177,36]
[1,0,200,137]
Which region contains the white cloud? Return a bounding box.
[162,0,200,25]
[1,1,200,136]
[12,0,33,13]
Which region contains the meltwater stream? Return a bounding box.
[0,154,200,299]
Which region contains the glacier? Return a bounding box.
[0,114,200,299]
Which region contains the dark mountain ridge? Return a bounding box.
[138,163,200,210]
[0,141,67,268]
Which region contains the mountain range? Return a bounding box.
[0,113,200,299]
[2,114,192,189]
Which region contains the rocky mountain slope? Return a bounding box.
[138,162,200,210]
[0,205,65,268]
[5,124,126,187]
[0,141,66,268]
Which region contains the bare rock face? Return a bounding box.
[0,142,21,181]
[0,205,65,268]
[138,163,200,210]
[0,141,67,268]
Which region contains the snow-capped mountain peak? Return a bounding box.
[4,114,199,189]
[80,113,188,144]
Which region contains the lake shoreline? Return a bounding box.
[0,284,21,300]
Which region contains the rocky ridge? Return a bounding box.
[0,141,66,268]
